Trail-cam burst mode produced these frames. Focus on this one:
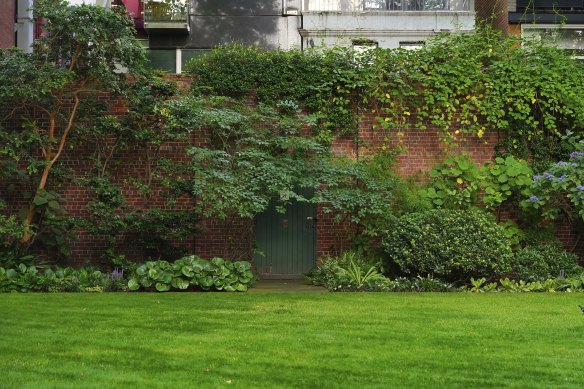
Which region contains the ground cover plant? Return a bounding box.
[0,264,126,293]
[0,293,583,388]
[0,255,254,293]
[127,256,254,292]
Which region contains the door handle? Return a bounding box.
[305,217,317,229]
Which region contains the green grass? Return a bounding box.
[1,293,583,388]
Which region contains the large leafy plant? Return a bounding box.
[0,264,125,293]
[127,256,255,292]
[421,155,533,211]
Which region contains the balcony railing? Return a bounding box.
[302,0,471,12]
[517,0,584,10]
[144,0,189,23]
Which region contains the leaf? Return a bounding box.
[33,196,48,206]
[128,278,140,291]
[235,283,248,292]
[181,266,194,277]
[155,282,170,292]
[172,278,190,290]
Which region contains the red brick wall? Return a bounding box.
[315,113,503,259]
[2,88,582,266]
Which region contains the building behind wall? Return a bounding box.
[3,1,482,72]
[508,0,584,58]
[129,0,477,73]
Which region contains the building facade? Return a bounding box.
[126,0,476,72]
[3,1,481,72]
[508,0,584,58]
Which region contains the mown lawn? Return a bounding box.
[0,292,583,388]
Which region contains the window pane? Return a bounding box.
[182,49,212,67]
[146,49,176,73]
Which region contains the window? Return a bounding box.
[146,48,211,74]
[522,24,584,59]
[399,41,425,50]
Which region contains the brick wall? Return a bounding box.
[314,112,503,259]
[2,86,582,266]
[476,0,510,34]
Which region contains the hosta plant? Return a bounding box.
[0,264,125,293]
[127,256,255,292]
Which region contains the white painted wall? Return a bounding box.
[15,0,34,52]
[300,10,475,49]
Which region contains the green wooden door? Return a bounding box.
[254,198,316,278]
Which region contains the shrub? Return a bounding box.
[512,243,582,281]
[381,209,514,282]
[127,256,255,292]
[304,250,384,291]
[522,142,584,222]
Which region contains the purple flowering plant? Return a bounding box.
[523,144,584,220]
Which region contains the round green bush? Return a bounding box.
[512,243,582,281]
[381,209,513,282]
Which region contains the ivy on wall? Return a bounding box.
[186,26,584,167]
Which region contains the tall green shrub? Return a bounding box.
[381,209,514,282]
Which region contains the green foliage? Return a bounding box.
[483,156,534,208]
[161,94,397,242]
[127,256,254,292]
[468,277,498,293]
[512,243,582,282]
[0,0,146,255]
[304,250,384,291]
[74,72,199,262]
[379,26,584,150]
[187,27,584,158]
[77,177,200,260]
[339,260,386,289]
[381,209,514,282]
[160,96,327,219]
[185,45,374,137]
[123,209,200,259]
[0,245,37,269]
[522,141,584,223]
[32,0,146,91]
[0,200,23,244]
[305,250,455,292]
[421,155,533,209]
[421,156,483,208]
[382,276,455,293]
[391,178,432,215]
[0,264,126,293]
[314,153,398,238]
[466,274,584,293]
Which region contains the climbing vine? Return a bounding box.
[186,26,584,165]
